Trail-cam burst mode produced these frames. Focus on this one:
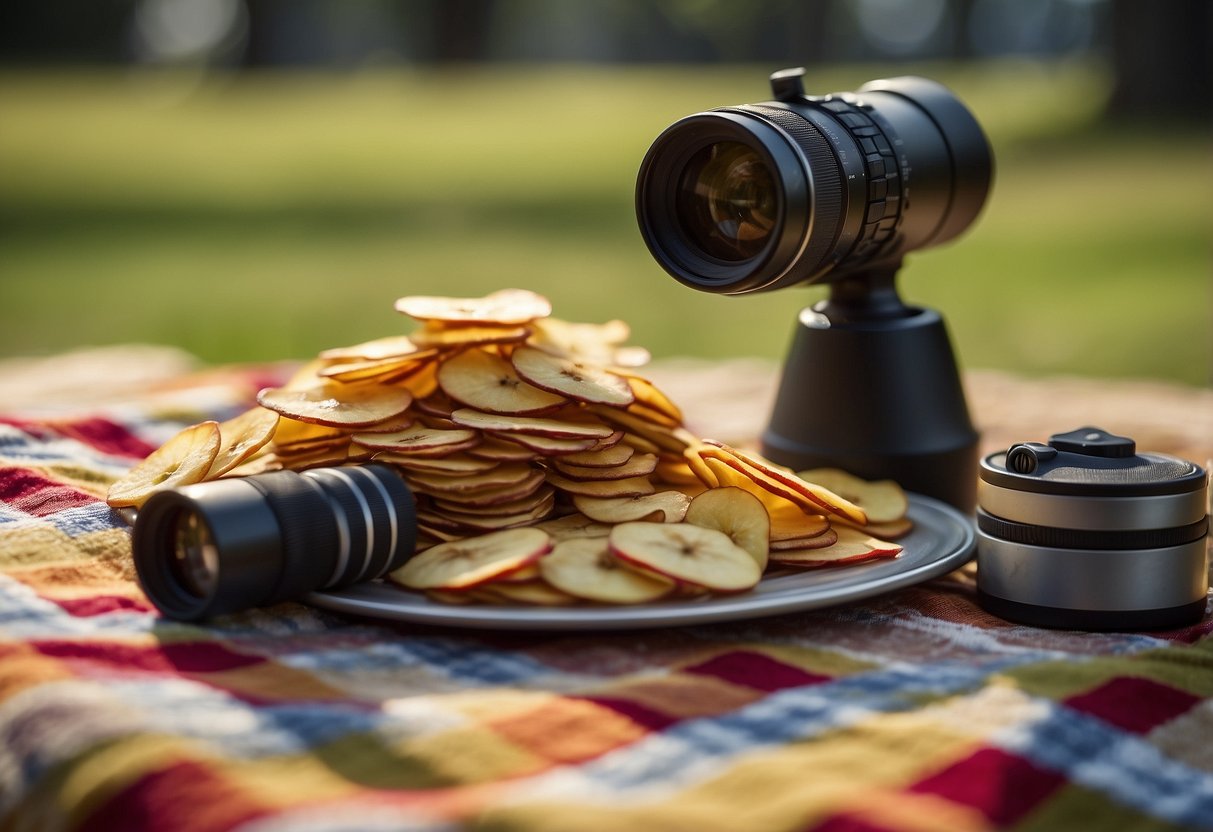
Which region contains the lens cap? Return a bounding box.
[976,427,1209,630]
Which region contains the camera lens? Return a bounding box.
[132,464,417,621]
[636,73,993,294]
[676,141,778,262]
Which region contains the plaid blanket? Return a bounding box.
[2,357,1211,832]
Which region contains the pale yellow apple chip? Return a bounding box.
[685,487,771,570]
[395,288,552,325]
[472,581,580,606]
[466,436,539,462]
[608,522,761,592]
[450,408,614,439]
[559,444,634,468]
[405,462,538,494]
[769,529,839,551]
[389,454,499,474]
[434,484,555,517]
[572,490,691,524]
[429,500,555,533]
[320,335,423,362]
[411,323,532,349]
[208,408,280,478]
[438,349,566,414]
[831,515,915,540]
[528,317,631,363]
[318,353,437,384]
[257,382,412,428]
[352,426,478,454]
[533,513,613,541]
[769,526,901,567]
[389,527,552,590]
[544,473,655,498]
[510,346,634,406]
[498,433,599,456]
[797,468,909,524]
[107,421,222,508]
[541,537,673,604]
[416,471,547,507]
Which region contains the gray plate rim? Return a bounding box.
[305,493,975,630]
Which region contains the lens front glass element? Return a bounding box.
[170,510,220,599]
[675,141,777,262]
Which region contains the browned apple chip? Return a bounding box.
[395,288,552,325]
[510,346,634,407]
[208,408,280,478]
[449,408,614,439]
[411,323,532,349]
[438,349,566,414]
[107,421,222,508]
[257,382,412,428]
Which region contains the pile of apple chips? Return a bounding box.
[108,289,912,606]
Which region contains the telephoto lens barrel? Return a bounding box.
[132,464,417,621]
[636,68,993,293]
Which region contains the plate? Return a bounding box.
[305,493,975,630]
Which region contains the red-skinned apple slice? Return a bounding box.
[608,522,761,592]
[467,436,539,462]
[831,515,915,540]
[389,527,552,590]
[768,528,838,551]
[541,537,673,604]
[352,426,478,454]
[552,452,657,481]
[415,470,548,507]
[769,526,901,566]
[572,491,691,524]
[434,484,555,517]
[404,462,539,494]
[438,349,566,414]
[534,512,613,541]
[559,444,634,468]
[318,352,438,383]
[498,433,600,456]
[428,500,555,532]
[684,486,771,570]
[510,346,634,406]
[544,472,655,498]
[395,288,552,325]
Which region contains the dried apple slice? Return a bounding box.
[608,522,761,593]
[559,444,634,468]
[389,527,552,590]
[545,473,655,498]
[352,413,416,434]
[541,537,673,604]
[510,346,634,406]
[272,417,344,447]
[320,335,423,362]
[622,374,684,423]
[473,581,580,606]
[411,323,532,349]
[405,463,539,494]
[450,408,614,439]
[467,436,539,462]
[352,426,478,455]
[399,361,440,399]
[438,349,565,414]
[592,407,689,453]
[769,526,901,567]
[553,452,657,481]
[257,382,412,428]
[431,500,555,532]
[797,468,909,524]
[832,515,915,540]
[395,288,552,325]
[107,421,222,508]
[390,454,499,474]
[685,487,770,570]
[769,528,839,551]
[534,512,613,541]
[572,490,691,524]
[207,408,280,478]
[653,458,700,486]
[528,317,631,361]
[499,433,600,456]
[418,471,548,507]
[433,484,555,517]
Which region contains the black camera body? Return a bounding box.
[636,68,994,510]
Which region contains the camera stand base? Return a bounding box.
[761,302,978,512]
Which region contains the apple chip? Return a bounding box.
[107,421,222,508]
[320,335,423,362]
[431,500,555,532]
[467,437,539,462]
[541,538,673,604]
[832,515,915,540]
[528,317,631,362]
[769,529,839,551]
[498,433,600,456]
[389,454,499,474]
[405,462,539,494]
[352,426,478,455]
[417,471,548,507]
[438,349,566,414]
[609,522,761,593]
[257,382,412,428]
[534,513,613,541]
[510,346,634,406]
[797,468,909,524]
[473,581,580,606]
[544,473,655,498]
[395,288,552,325]
[411,323,532,349]
[390,527,552,590]
[622,374,684,423]
[450,408,614,439]
[769,527,901,567]
[552,452,657,481]
[559,444,634,468]
[572,490,691,524]
[207,408,280,478]
[434,484,555,517]
[593,408,690,453]
[685,487,770,570]
[318,353,437,384]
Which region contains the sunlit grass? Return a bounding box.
[0,62,1208,386]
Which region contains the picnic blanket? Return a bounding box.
[2,351,1211,832]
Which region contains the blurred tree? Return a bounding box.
[1107,0,1212,122]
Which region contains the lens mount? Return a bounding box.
[637,111,827,294]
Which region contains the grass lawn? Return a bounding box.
[0,62,1208,386]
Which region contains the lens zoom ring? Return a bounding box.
[743,105,843,278]
[977,508,1209,550]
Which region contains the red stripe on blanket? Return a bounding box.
[905,747,1065,826]
[1064,676,1202,734]
[83,759,272,832]
[32,639,266,673]
[49,416,158,459]
[682,650,830,692]
[574,695,679,731]
[53,594,155,616]
[809,816,898,832]
[0,467,97,517]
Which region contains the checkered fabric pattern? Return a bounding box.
[2,363,1211,832]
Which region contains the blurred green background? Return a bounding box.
[1,1,1209,386]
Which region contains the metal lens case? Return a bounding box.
[976,427,1209,630]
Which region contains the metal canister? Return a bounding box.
[976,427,1209,630]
